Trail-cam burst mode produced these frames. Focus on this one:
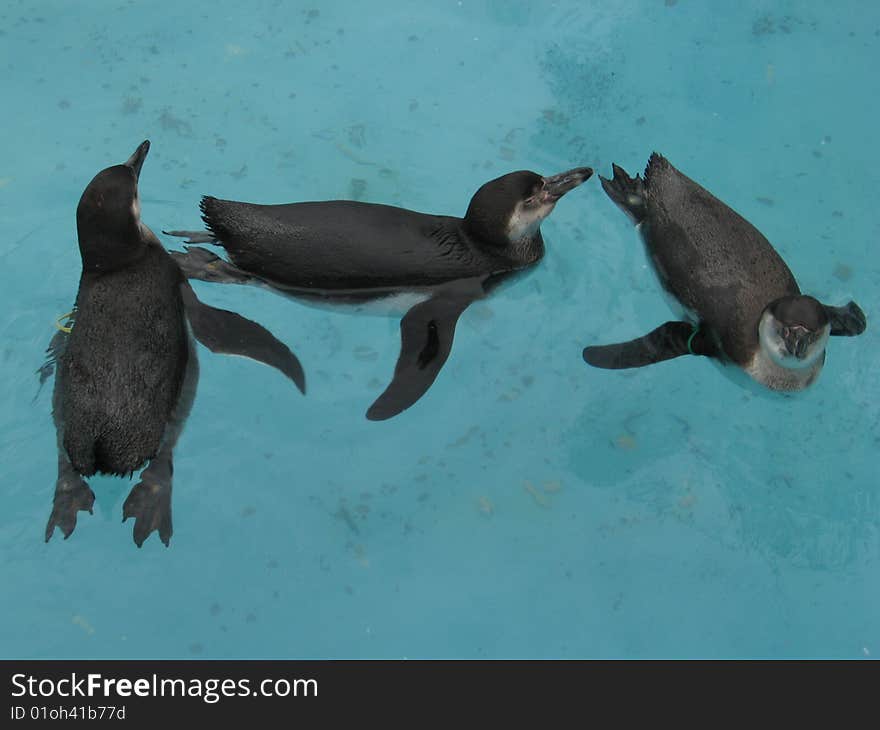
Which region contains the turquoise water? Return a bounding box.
[1,0,877,658]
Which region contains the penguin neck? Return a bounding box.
[463,224,544,269]
[744,344,826,391]
[78,231,148,274]
[508,231,545,267]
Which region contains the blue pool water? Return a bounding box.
[1,0,878,659]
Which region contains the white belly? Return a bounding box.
[266,284,433,316]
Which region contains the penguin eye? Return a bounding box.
[525,183,543,204]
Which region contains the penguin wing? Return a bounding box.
[180,282,306,393]
[824,301,867,336]
[366,278,484,421]
[583,321,716,369]
[34,323,72,399]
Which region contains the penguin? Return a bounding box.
[582,153,866,390]
[45,140,306,547]
[165,165,592,420]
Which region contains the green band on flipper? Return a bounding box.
[686,326,699,355]
[55,311,75,334]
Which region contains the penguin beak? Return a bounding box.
[782,325,810,359]
[124,140,151,181]
[541,167,593,202]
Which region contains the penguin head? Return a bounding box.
[759,295,831,370]
[464,167,592,257]
[76,140,151,272]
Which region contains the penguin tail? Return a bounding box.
[198,195,234,244]
[162,195,229,244]
[63,433,98,479]
[599,162,647,225]
[645,151,672,179]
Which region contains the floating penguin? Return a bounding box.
[45,141,305,547]
[166,166,592,419]
[583,153,866,390]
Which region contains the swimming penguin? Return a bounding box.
[45,141,305,547]
[166,166,592,420]
[582,153,866,389]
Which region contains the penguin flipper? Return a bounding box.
[366,279,482,421]
[824,301,867,336]
[180,282,306,394]
[170,245,253,285]
[583,321,714,369]
[34,328,69,395]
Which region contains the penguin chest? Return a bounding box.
[742,348,825,392]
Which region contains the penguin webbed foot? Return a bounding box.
[45,476,95,542]
[168,245,252,285]
[162,229,218,245]
[825,301,867,337]
[583,321,713,369]
[122,480,173,548]
[598,163,647,224]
